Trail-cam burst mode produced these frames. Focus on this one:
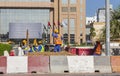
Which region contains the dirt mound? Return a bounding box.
[27,51,76,56]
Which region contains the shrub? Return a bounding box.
[0,43,12,56]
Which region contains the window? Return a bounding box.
[80,8,82,12]
[62,0,68,4]
[62,7,68,12]
[70,38,75,44]
[80,16,82,20]
[80,0,82,4]
[80,39,83,44]
[70,19,75,34]
[80,31,83,36]
[70,34,75,38]
[80,24,82,27]
[62,19,68,34]
[70,7,76,12]
[70,0,76,4]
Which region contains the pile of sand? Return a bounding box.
[27,51,76,56]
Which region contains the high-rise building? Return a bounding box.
[0,0,86,44]
[97,4,113,22]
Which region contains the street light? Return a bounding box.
[105,0,110,56]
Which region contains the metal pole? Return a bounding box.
[68,0,70,44]
[105,0,110,56]
[26,29,29,47]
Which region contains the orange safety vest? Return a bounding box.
[94,44,102,55]
[54,34,62,45]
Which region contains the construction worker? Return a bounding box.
[22,39,27,46]
[38,41,44,52]
[52,29,62,52]
[29,45,37,52]
[33,38,38,46]
[24,45,30,54]
[93,41,102,56]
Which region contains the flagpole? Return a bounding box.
[58,0,60,33]
[26,29,29,47]
[68,0,70,45]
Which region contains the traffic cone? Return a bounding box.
[10,50,15,56]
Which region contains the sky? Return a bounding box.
[86,0,120,17]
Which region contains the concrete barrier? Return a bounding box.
[94,56,112,73]
[50,56,69,73]
[111,56,120,73]
[0,56,7,74]
[7,56,28,73]
[28,56,49,73]
[67,56,94,73]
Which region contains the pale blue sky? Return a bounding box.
[86,0,120,17]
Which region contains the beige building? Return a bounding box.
[92,22,105,42]
[0,0,86,44]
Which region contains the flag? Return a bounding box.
[48,22,51,27]
[43,24,47,31]
[48,22,51,29]
[61,21,67,27]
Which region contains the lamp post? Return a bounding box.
[105,0,110,56]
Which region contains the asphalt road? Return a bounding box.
[1,73,120,76]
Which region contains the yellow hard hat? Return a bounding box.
[54,29,58,33]
[38,41,42,44]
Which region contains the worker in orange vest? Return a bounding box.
[93,41,102,56]
[52,29,63,52]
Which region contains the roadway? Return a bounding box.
[1,73,120,76]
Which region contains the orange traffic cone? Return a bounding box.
[10,50,15,56]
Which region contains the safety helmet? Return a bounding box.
[54,29,58,33]
[38,41,42,44]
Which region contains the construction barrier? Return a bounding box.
[76,47,93,55]
[94,56,112,73]
[69,47,93,55]
[7,56,28,73]
[28,56,49,73]
[69,48,76,55]
[0,56,7,74]
[50,56,69,73]
[111,56,120,73]
[3,56,120,74]
[67,56,94,73]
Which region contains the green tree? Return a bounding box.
[101,5,120,40]
[110,5,120,40]
[0,43,12,56]
[90,27,96,41]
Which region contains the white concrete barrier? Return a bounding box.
[67,56,94,73]
[7,56,28,73]
[94,56,112,73]
[50,56,69,73]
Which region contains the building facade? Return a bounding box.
[97,4,113,22]
[0,0,86,44]
[92,22,105,42]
